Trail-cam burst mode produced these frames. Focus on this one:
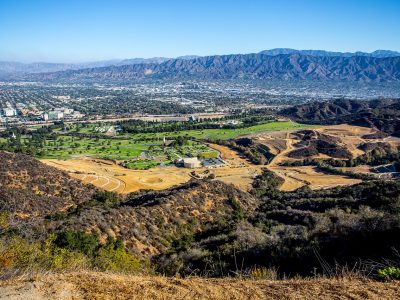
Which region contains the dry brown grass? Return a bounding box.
[1,271,399,300]
[269,166,362,191]
[340,165,372,174]
[208,143,239,160]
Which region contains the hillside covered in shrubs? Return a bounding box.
[281,98,400,136]
[155,171,400,277]
[0,152,400,280]
[0,152,97,219]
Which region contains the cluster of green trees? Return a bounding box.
[0,232,146,274]
[0,127,55,156]
[119,115,276,134]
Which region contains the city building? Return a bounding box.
[2,108,17,117]
[43,111,64,121]
[71,111,84,119]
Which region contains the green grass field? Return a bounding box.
[61,121,314,141]
[120,121,315,141]
[125,159,160,170]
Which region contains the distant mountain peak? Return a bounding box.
[259,48,400,58]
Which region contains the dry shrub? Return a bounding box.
[249,265,278,280]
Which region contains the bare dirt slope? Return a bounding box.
[264,134,361,191]
[1,272,399,300]
[254,124,400,191]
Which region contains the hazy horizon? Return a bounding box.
[1,48,400,65]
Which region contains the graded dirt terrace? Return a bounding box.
[316,124,400,157]
[270,165,362,191]
[249,124,400,191]
[43,158,192,193]
[264,137,361,191]
[43,144,263,193]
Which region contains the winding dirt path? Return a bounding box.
[265,132,361,191]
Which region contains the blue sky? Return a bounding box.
[0,0,399,63]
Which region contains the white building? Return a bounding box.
[43,111,64,121]
[2,108,16,117]
[71,111,84,119]
[183,157,202,168]
[61,108,74,115]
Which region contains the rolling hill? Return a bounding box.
[280,98,400,136]
[0,151,97,219]
[53,179,258,256]
[0,58,169,77]
[0,56,199,76]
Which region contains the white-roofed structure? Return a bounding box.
[182,157,202,168]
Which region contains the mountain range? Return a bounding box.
[2,49,400,82]
[259,48,400,58]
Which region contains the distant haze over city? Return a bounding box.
[1,48,400,66]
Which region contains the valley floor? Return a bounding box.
[41,123,400,193]
[0,272,399,300]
